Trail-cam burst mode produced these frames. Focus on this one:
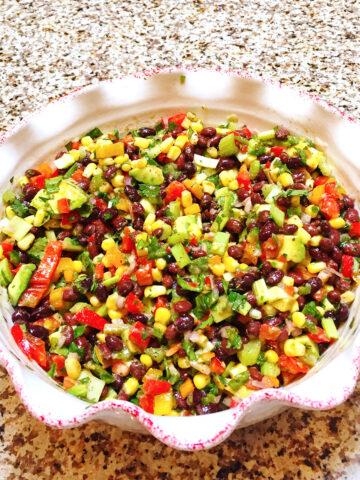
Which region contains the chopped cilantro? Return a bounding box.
[139,184,161,198]
[167,121,178,132]
[45,176,63,194]
[11,198,29,217]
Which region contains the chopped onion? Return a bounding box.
[301,213,312,224]
[243,196,252,214]
[116,296,126,309]
[185,331,202,343]
[125,254,137,275]
[189,361,211,375]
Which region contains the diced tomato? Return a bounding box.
[261,237,280,260]
[235,127,252,139]
[270,146,284,157]
[30,175,46,189]
[61,211,80,226]
[121,227,135,253]
[259,324,281,341]
[125,293,144,314]
[349,222,360,237]
[63,376,78,390]
[210,356,226,375]
[95,262,104,280]
[11,325,47,368]
[95,197,107,211]
[139,395,154,413]
[122,134,134,145]
[73,308,109,331]
[2,241,14,253]
[49,168,60,178]
[11,264,22,275]
[313,287,326,302]
[189,237,198,247]
[277,354,309,374]
[136,261,153,286]
[71,168,85,182]
[314,176,329,186]
[143,378,172,395]
[164,181,186,204]
[324,183,339,199]
[320,195,340,219]
[129,321,149,350]
[205,276,211,288]
[72,141,81,150]
[155,296,167,310]
[50,354,66,377]
[284,285,294,296]
[168,113,186,127]
[342,254,354,278]
[308,326,330,343]
[57,198,70,214]
[264,160,271,169]
[237,164,251,190]
[240,144,248,153]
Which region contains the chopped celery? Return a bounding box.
[171,244,191,268]
[102,275,120,287]
[261,361,280,377]
[257,129,275,140]
[211,232,230,256]
[194,154,219,169]
[270,204,285,227]
[321,317,339,339]
[239,339,261,366]
[218,133,238,157]
[249,159,261,180]
[252,278,269,305]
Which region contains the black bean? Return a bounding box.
[217,157,237,172]
[63,286,80,302]
[292,171,306,183]
[132,203,145,218]
[77,176,91,191]
[342,243,360,256]
[230,273,256,292]
[80,276,93,292]
[124,185,140,202]
[208,134,222,147]
[282,224,298,235]
[327,290,341,304]
[307,277,323,294]
[200,127,216,137]
[27,324,49,341]
[258,153,274,164]
[62,325,74,346]
[287,156,302,169]
[174,391,188,410]
[258,210,270,224]
[277,196,291,207]
[171,127,184,138]
[184,145,194,161]
[251,192,264,205]
[132,217,144,231]
[237,188,251,201]
[77,234,89,246]
[117,279,134,296]
[95,283,109,303]
[319,237,335,252]
[228,245,243,259]
[133,284,145,298]
[336,278,351,292]
[96,342,112,361]
[29,300,53,322]
[329,229,341,245]
[192,249,207,259]
[183,162,196,177]
[164,323,178,340]
[259,220,278,241]
[247,321,261,337]
[196,403,221,415]
[173,300,193,313]
[175,314,194,332]
[25,169,41,178]
[12,308,30,324]
[304,223,318,236]
[200,193,212,210]
[138,127,156,137]
[332,246,343,264]
[309,247,328,262]
[287,271,304,286]
[336,304,349,323]
[345,208,359,223]
[197,135,209,147]
[103,165,118,180]
[226,218,242,235]
[129,361,147,380]
[22,183,39,201]
[318,220,331,237]
[111,215,128,231]
[266,269,284,286]
[279,152,289,164]
[343,194,355,209]
[100,207,117,223]
[275,128,289,140]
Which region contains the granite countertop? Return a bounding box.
[0,0,360,478]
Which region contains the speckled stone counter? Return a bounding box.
[1,0,360,478]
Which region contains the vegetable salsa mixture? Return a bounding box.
[1,111,359,416]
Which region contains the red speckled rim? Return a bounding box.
[1,67,360,451]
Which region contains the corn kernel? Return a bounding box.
[17,233,35,251]
[211,263,226,276]
[121,163,132,172]
[144,213,156,227]
[278,173,294,187]
[155,307,171,325]
[89,296,101,307]
[307,261,327,274]
[72,260,83,273]
[115,266,127,278]
[106,292,119,310]
[190,121,203,132]
[187,111,197,121]
[329,217,346,229]
[181,190,193,208]
[33,208,47,227]
[5,207,15,219]
[64,270,74,283]
[305,205,319,218]
[284,339,306,357]
[181,117,191,129]
[187,224,201,240]
[152,268,162,283]
[239,263,248,271]
[229,363,247,378]
[65,356,81,380]
[174,135,188,148]
[178,357,191,369]
[219,169,237,187]
[224,255,239,273]
[131,158,147,169]
[207,147,218,158]
[309,235,322,247]
[111,174,125,188]
[108,309,121,320]
[83,162,97,178]
[114,154,129,165]
[134,137,150,149]
[160,137,174,153]
[155,258,167,270]
[167,145,182,161]
[203,181,215,194]
[184,204,200,215]
[0,246,4,260]
[154,392,173,415]
[283,276,294,287]
[153,322,167,334]
[140,354,153,368]
[193,374,210,390]
[96,333,106,342]
[99,157,115,166]
[341,291,355,303]
[264,350,279,363]
[81,136,93,146]
[229,180,239,191]
[123,378,139,396]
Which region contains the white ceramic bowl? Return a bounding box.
[1,68,360,451]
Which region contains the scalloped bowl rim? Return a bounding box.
[0,67,360,451]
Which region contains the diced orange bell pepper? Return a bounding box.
[105,247,125,268]
[49,287,66,310]
[180,378,195,399]
[63,376,78,390]
[183,178,204,199]
[95,142,124,159]
[37,163,55,178]
[308,184,325,205]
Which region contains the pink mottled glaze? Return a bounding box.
[1,68,360,451]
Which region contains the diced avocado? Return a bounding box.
[145,144,162,159]
[48,180,88,214]
[210,211,230,233]
[261,361,280,377]
[95,304,108,318]
[7,263,36,306]
[212,295,234,323]
[9,250,20,266]
[249,159,261,180]
[31,190,49,211]
[78,370,105,403]
[168,200,181,220]
[89,174,104,194]
[296,335,319,366]
[62,237,84,252]
[262,184,281,204]
[211,189,236,232]
[271,297,297,312]
[167,232,188,246]
[104,387,118,400]
[257,129,275,140]
[83,362,115,384]
[252,278,269,305]
[3,215,32,241]
[2,189,16,204]
[0,258,14,287]
[267,286,288,303]
[130,165,164,186]
[171,244,191,268]
[67,383,88,398]
[279,235,305,263]
[28,237,48,261]
[54,153,76,170]
[174,215,197,234]
[140,198,155,215]
[218,133,238,157]
[239,339,261,366]
[211,232,230,256]
[270,204,285,227]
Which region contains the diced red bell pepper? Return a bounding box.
[349,222,360,237]
[210,356,226,375]
[61,211,80,226]
[95,262,104,280]
[125,293,144,314]
[264,160,271,169]
[129,321,150,350]
[205,276,212,288]
[259,324,281,341]
[237,164,251,190]
[11,325,47,368]
[57,198,70,214]
[155,296,167,310]
[320,195,340,219]
[342,254,354,278]
[261,237,280,261]
[73,308,109,331]
[95,197,108,211]
[240,144,248,153]
[235,127,252,139]
[167,113,186,127]
[18,241,63,308]
[189,237,198,247]
[277,354,309,374]
[314,176,329,186]
[72,141,81,150]
[135,261,153,286]
[121,227,135,253]
[50,354,66,377]
[308,326,330,343]
[30,175,46,190]
[139,395,154,413]
[2,241,14,253]
[71,168,85,182]
[143,378,172,395]
[270,146,285,157]
[49,168,60,178]
[164,181,186,204]
[324,183,339,199]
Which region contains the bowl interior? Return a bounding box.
[1,69,360,438]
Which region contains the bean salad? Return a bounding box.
[1,110,359,416]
